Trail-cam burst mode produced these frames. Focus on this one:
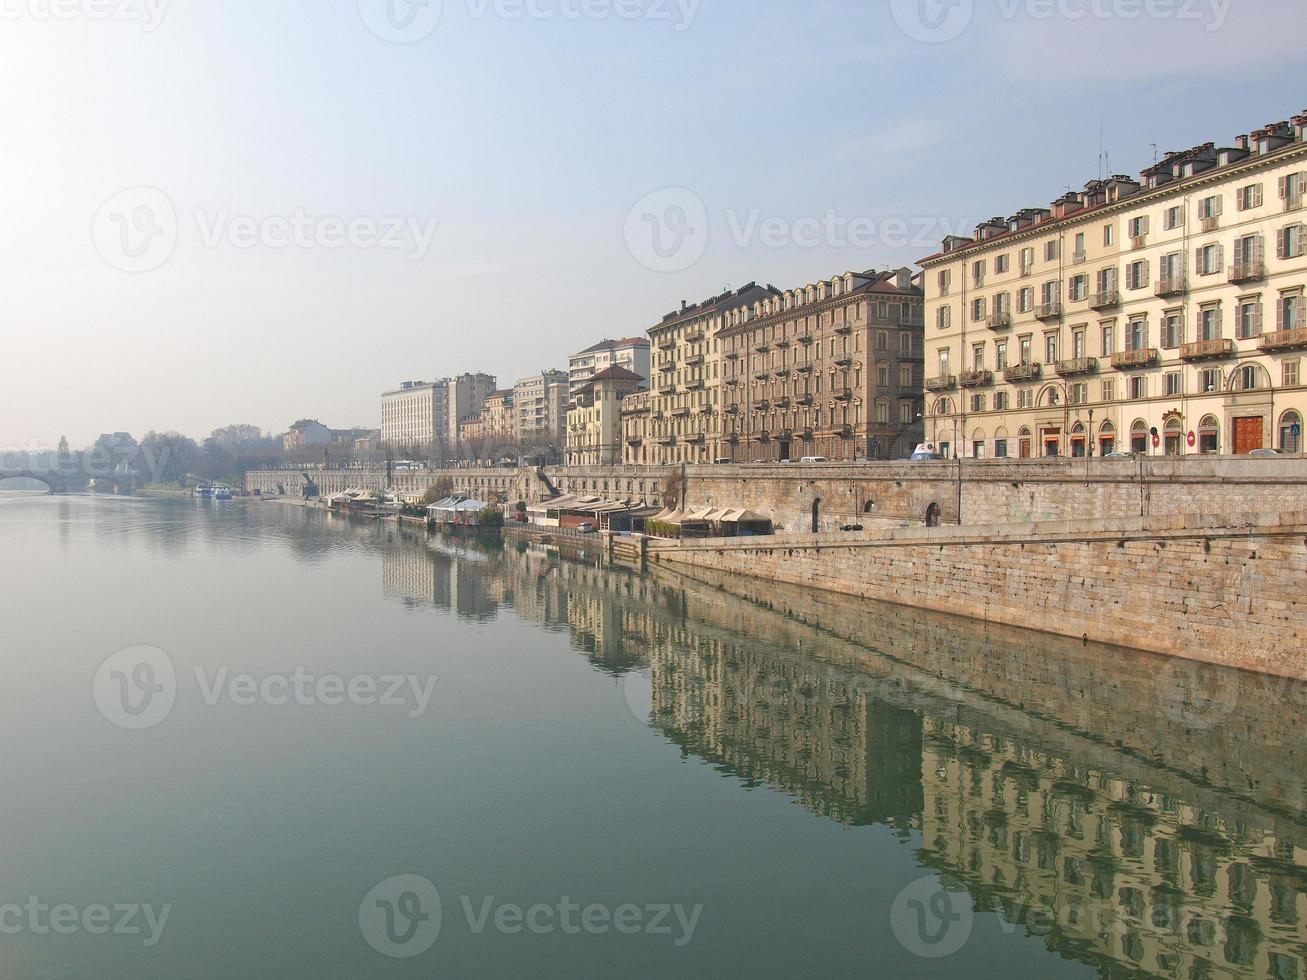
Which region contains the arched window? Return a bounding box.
[1231,364,1265,392]
[1131,420,1149,454]
[1164,417,1184,456]
[1280,410,1302,453]
[1018,426,1032,459]
[934,397,953,416]
[1098,420,1116,456]
[1199,414,1220,454]
[1070,422,1087,458]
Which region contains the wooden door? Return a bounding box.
[1234,416,1263,455]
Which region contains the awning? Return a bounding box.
[719,508,769,523]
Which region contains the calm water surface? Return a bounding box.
[0,493,1303,978]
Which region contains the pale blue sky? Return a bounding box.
[2,0,1304,446]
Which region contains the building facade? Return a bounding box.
[514,370,570,446]
[717,269,925,462]
[568,338,651,393]
[921,114,1307,460]
[621,390,653,465]
[381,382,448,454]
[482,390,516,445]
[643,283,779,465]
[283,419,334,450]
[447,373,497,447]
[565,366,645,466]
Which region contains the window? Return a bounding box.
[995,439,1008,458]
[1019,247,1034,275]
[1163,205,1184,230]
[1103,224,1115,247]
[1070,382,1087,405]
[938,349,950,376]
[1045,239,1059,261]
[1237,183,1263,211]
[1018,287,1034,313]
[995,341,1008,371]
[1282,293,1304,331]
[972,260,986,287]
[972,440,986,459]
[937,306,951,330]
[1045,334,1058,363]
[1101,324,1116,356]
[1072,329,1086,358]
[877,331,890,351]
[1131,421,1149,454]
[899,402,913,425]
[995,254,1010,274]
[900,332,912,355]
[1073,232,1086,261]
[1283,360,1300,388]
[1127,317,1148,351]
[1017,389,1033,409]
[1126,260,1149,290]
[878,365,890,387]
[899,364,912,387]
[1128,215,1149,239]
[971,393,985,413]
[1199,368,1220,393]
[972,297,986,322]
[1197,306,1222,341]
[1198,195,1222,221]
[1069,274,1088,301]
[938,270,951,294]
[1280,411,1302,452]
[1283,172,1306,211]
[1162,312,1183,349]
[1101,380,1115,402]
[1019,336,1032,363]
[1130,376,1147,399]
[876,402,889,424]
[1199,415,1219,454]
[1197,243,1223,276]
[994,391,1009,411]
[1164,372,1182,396]
[1238,365,1261,391]
[971,344,985,371]
[1237,300,1262,339]
[1278,224,1305,259]
[1041,280,1060,307]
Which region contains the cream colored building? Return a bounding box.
[568,338,651,393]
[921,114,1307,460]
[620,389,653,465]
[645,282,779,465]
[514,370,570,445]
[380,381,448,453]
[482,390,516,445]
[565,366,645,466]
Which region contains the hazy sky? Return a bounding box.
[2,0,1304,448]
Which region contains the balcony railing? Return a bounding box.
[1261,327,1307,352]
[960,369,993,388]
[1036,301,1062,320]
[1089,288,1120,310]
[1111,348,1159,370]
[1055,357,1099,377]
[835,325,852,336]
[986,312,1012,331]
[1229,261,1266,284]
[1073,250,1087,264]
[1201,216,1220,232]
[925,375,957,391]
[1155,275,1187,298]
[1180,339,1235,361]
[834,357,853,368]
[684,354,704,366]
[836,388,854,402]
[1004,362,1042,383]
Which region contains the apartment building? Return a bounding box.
[447,373,497,447]
[568,338,651,393]
[718,269,925,462]
[921,112,1307,460]
[482,390,516,445]
[642,283,779,465]
[514,370,570,445]
[621,390,653,465]
[381,381,449,453]
[565,366,645,466]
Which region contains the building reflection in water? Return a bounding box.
[368,526,1306,979]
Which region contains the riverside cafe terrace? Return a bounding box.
[526,495,658,532]
[647,507,773,539]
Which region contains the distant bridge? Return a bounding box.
[0,456,136,495]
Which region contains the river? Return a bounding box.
[0,493,1302,978]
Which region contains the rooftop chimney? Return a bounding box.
[1051,192,1081,219]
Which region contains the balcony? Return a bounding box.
[1229,261,1266,284]
[798,394,815,406]
[960,369,993,388]
[775,367,792,378]
[776,397,792,409]
[1055,357,1099,377]
[755,343,771,354]
[626,436,643,445]
[658,436,677,446]
[1111,348,1159,370]
[727,434,739,445]
[796,364,814,374]
[1155,275,1187,298]
[925,375,957,391]
[685,329,705,343]
[1180,338,1235,362]
[835,324,853,336]
[754,372,770,382]
[1019,261,1034,277]
[1073,250,1087,264]
[835,357,853,368]
[797,334,814,345]
[1089,288,1120,310]
[684,354,704,367]
[1201,216,1220,232]
[726,404,740,415]
[685,379,704,391]
[757,400,771,412]
[726,351,740,360]
[1261,328,1307,352]
[836,388,854,402]
[1004,362,1042,383]
[776,339,791,348]
[673,407,691,418]
[685,434,705,445]
[838,424,854,439]
[986,312,1012,331]
[1036,301,1062,320]
[659,361,675,372]
[1131,234,1148,250]
[657,339,676,351]
[802,427,815,442]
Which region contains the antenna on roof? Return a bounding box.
[1150,143,1159,165]
[1098,117,1106,181]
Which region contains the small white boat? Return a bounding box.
[212,486,234,500]
[193,486,213,499]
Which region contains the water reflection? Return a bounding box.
[361,518,1306,979]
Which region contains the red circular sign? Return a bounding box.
[1187,431,1196,447]
[1152,434,1161,448]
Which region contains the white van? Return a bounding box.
[799,456,830,464]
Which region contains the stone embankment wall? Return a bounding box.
[648,512,1307,678]
[248,457,1307,533]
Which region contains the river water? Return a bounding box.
[0,493,1303,978]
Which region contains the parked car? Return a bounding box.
[576,523,597,533]
[713,458,733,465]
[1103,451,1137,460]
[799,456,830,464]
[1249,448,1287,457]
[910,443,945,461]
